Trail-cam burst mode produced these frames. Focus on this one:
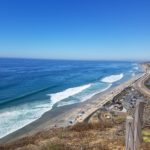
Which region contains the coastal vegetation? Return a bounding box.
[0,64,150,150]
[0,106,149,150]
[0,120,125,150]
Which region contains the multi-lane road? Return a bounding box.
[134,64,150,97]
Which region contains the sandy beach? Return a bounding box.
[0,66,146,144]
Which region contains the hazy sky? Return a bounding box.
[0,0,150,61]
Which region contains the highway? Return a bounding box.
[134,64,150,97]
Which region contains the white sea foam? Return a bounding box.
[132,73,136,76]
[101,73,124,83]
[57,84,112,107]
[132,63,139,70]
[0,101,51,138]
[134,66,139,70]
[57,100,77,107]
[48,84,91,104]
[80,84,112,102]
[0,84,91,139]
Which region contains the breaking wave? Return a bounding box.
[101,73,124,83]
[48,84,91,105]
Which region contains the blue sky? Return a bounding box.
[0,0,150,61]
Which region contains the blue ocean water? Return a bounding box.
[0,58,141,138]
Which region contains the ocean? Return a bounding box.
[0,58,142,138]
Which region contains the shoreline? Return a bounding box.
[0,70,145,144]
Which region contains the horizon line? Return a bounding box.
[0,56,147,62]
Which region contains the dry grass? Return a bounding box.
[70,121,113,132]
[0,108,149,150]
[141,143,150,150]
[0,115,148,150]
[0,121,124,150]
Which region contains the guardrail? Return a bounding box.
[125,100,145,150]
